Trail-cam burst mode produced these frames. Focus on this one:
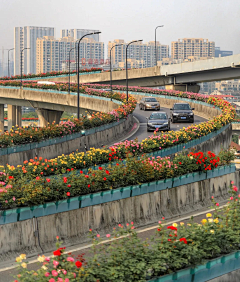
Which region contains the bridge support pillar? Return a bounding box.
[165,84,200,93]
[0,104,4,134]
[36,109,63,127]
[16,106,22,128]
[8,105,16,131]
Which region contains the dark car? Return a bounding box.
[139,97,160,111]
[146,112,170,132]
[170,103,194,123]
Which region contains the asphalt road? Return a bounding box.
[127,104,207,142]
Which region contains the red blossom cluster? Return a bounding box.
[188,151,220,171]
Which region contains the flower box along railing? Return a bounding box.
[0,164,235,225]
[150,250,240,282]
[0,119,125,156]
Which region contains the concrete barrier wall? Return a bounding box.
[0,171,238,263]
[0,115,134,166]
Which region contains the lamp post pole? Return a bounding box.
[68,46,75,94]
[155,25,164,66]
[7,48,14,78]
[110,43,124,98]
[77,31,101,119]
[126,40,143,102]
[21,47,30,87]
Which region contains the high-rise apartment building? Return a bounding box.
[36,36,104,74]
[14,26,55,75]
[171,38,215,60]
[108,40,169,68]
[61,29,100,42]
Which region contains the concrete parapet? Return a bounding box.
[0,171,238,264]
[0,104,4,134]
[36,109,63,127]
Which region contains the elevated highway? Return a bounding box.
[46,54,240,92]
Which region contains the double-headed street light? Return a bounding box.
[21,47,30,86]
[155,25,164,66]
[7,48,14,78]
[68,46,76,94]
[109,43,124,97]
[77,31,101,119]
[126,40,143,102]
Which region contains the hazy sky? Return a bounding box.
[1,0,240,59]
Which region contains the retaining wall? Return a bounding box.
[0,169,238,263]
[0,115,134,166]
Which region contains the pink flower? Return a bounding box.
[58,278,63,282]
[13,197,16,201]
[45,272,50,277]
[216,203,219,206]
[66,257,74,262]
[230,197,234,200]
[126,223,129,226]
[62,270,67,275]
[96,234,100,238]
[231,181,234,184]
[131,222,134,225]
[45,257,50,262]
[52,270,58,276]
[49,279,55,282]
[72,273,76,278]
[211,196,214,199]
[65,279,69,282]
[5,200,8,203]
[106,234,111,238]
[158,221,162,224]
[53,260,59,266]
[233,186,238,192]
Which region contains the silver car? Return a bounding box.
[139,97,160,111]
[146,112,170,132]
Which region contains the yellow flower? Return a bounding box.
[201,219,207,225]
[21,262,27,268]
[41,265,48,270]
[19,254,26,260]
[214,218,219,223]
[210,230,215,234]
[16,257,22,263]
[38,255,45,262]
[172,223,178,227]
[180,222,185,226]
[206,213,212,218]
[208,218,214,223]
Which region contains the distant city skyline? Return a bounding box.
[0,0,239,59]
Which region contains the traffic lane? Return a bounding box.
[127,104,207,142]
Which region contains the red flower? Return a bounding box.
[179,237,187,244]
[67,184,71,188]
[103,177,107,181]
[36,176,40,180]
[106,170,110,175]
[63,177,67,183]
[66,192,70,196]
[88,184,91,188]
[46,178,51,183]
[99,167,103,170]
[179,162,182,165]
[75,261,82,268]
[9,176,14,180]
[53,249,61,256]
[167,226,177,231]
[85,175,89,178]
[40,172,43,175]
[80,170,83,174]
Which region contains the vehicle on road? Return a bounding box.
[146,111,170,132]
[139,97,160,111]
[170,103,194,123]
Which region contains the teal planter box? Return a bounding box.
[230,164,236,173]
[32,205,44,217]
[90,192,102,205]
[110,189,123,201]
[30,143,40,150]
[101,190,112,203]
[120,187,132,199]
[207,168,220,179]
[131,184,149,197]
[1,209,18,224]
[68,196,80,210]
[147,182,157,193]
[18,207,32,221]
[44,202,57,215]
[56,200,69,213]
[0,148,8,156]
[80,194,92,208]
[156,179,172,191]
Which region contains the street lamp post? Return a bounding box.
[68,46,75,94]
[7,48,14,78]
[155,25,164,66]
[77,31,101,119]
[110,43,124,97]
[126,40,143,102]
[21,47,30,86]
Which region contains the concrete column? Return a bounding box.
[165,84,200,93]
[8,105,16,131]
[16,106,22,128]
[36,109,63,127]
[0,104,4,134]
